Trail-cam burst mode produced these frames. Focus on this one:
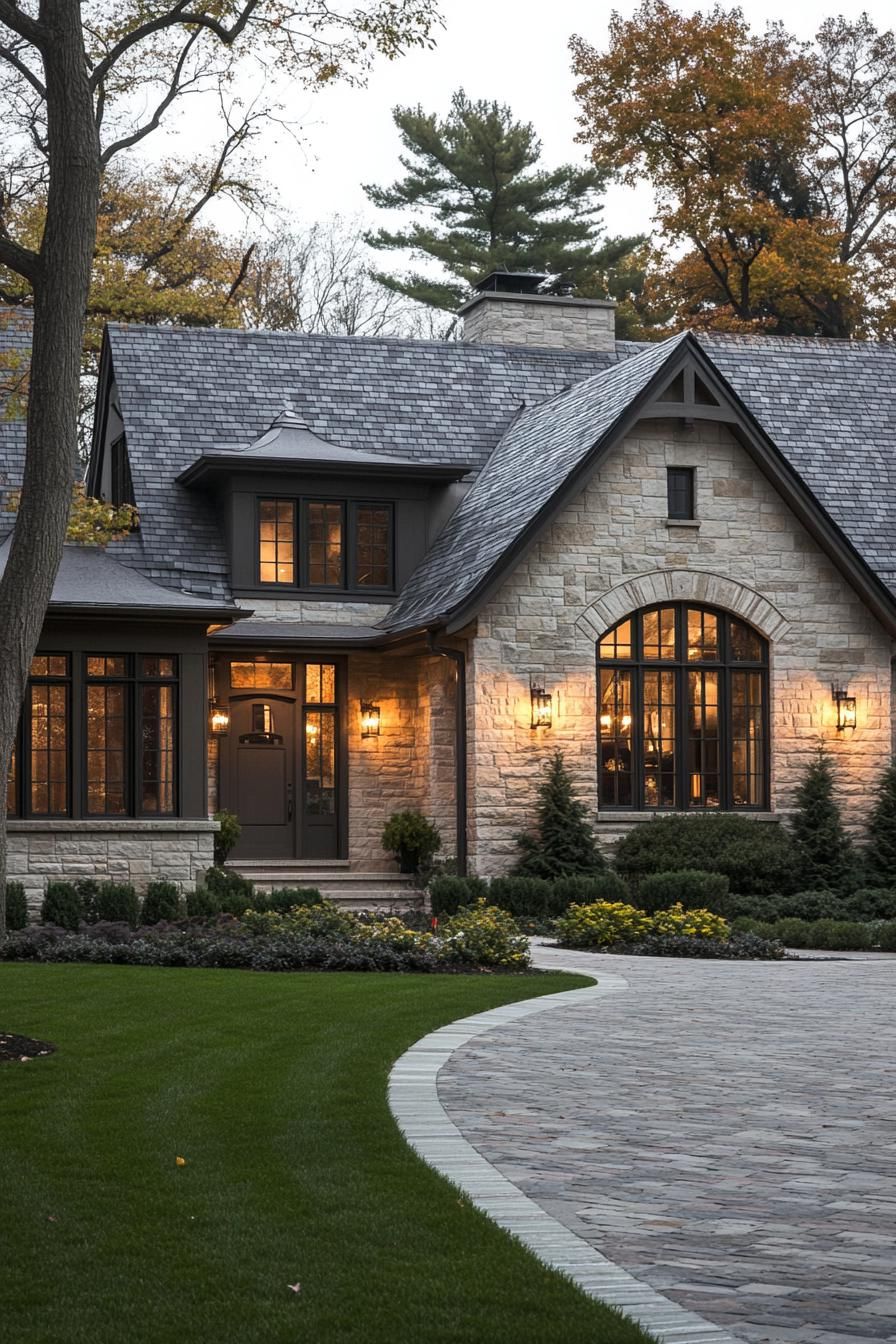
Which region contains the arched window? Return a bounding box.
[597,604,768,811]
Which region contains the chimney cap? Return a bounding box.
[473,268,551,296]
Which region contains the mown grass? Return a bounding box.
[0,965,655,1344]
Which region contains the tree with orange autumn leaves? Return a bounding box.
[571,5,896,338]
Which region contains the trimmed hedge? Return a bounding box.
[41,882,82,931]
[615,814,799,895]
[637,869,729,914]
[878,921,896,952]
[93,881,139,926]
[736,916,875,950]
[429,875,489,917]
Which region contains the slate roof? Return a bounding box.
[104,324,619,598]
[5,312,896,636]
[383,335,688,630]
[0,537,240,617]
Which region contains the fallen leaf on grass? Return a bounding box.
[175,1156,187,1167]
[287,1283,302,1294]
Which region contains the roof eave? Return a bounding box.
[177,455,470,488]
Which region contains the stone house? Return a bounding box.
[3,274,896,905]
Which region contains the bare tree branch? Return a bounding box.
[88,0,261,90]
[0,0,48,48]
[100,28,202,165]
[0,40,45,97]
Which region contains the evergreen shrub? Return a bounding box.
[865,761,896,887]
[488,876,554,918]
[842,888,896,921]
[637,869,729,914]
[614,815,798,895]
[5,881,28,930]
[790,747,853,891]
[513,751,604,878]
[264,886,324,913]
[186,886,221,918]
[75,879,101,922]
[550,872,629,906]
[203,866,255,914]
[41,881,82,930]
[429,875,488,917]
[808,919,872,951]
[140,881,181,925]
[94,881,140,926]
[877,921,896,952]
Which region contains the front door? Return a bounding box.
[227,694,296,860]
[221,657,342,862]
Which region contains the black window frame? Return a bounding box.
[597,603,769,813]
[110,433,136,508]
[13,654,72,820]
[83,654,180,819]
[255,494,396,595]
[667,467,696,520]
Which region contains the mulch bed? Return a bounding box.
[0,1032,56,1063]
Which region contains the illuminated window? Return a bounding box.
[230,658,293,690]
[255,497,394,592]
[86,655,178,816]
[258,499,296,585]
[27,655,70,816]
[304,665,337,816]
[598,605,767,811]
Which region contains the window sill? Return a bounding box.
[235,588,395,604]
[597,811,778,824]
[7,818,218,832]
[664,518,700,529]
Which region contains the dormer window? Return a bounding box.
[257,497,393,593]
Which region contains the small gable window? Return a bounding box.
[257,497,393,594]
[667,467,695,520]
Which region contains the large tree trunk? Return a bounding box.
[0,1,100,936]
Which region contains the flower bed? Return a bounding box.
[554,900,783,959]
[0,900,531,974]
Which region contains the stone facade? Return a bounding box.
[459,292,616,352]
[466,417,894,874]
[8,820,217,912]
[347,651,457,870]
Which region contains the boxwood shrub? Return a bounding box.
[40,881,82,931]
[93,881,139,927]
[637,869,729,914]
[5,881,28,930]
[429,875,489,917]
[140,880,181,925]
[878,921,896,952]
[615,814,798,895]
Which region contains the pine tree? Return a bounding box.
[865,760,896,887]
[513,751,604,879]
[363,88,644,312]
[790,747,852,891]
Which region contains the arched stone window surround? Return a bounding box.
[576,569,790,646]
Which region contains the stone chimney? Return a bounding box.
[458,269,616,353]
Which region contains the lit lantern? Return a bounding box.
[831,684,857,732]
[209,700,231,736]
[530,680,552,730]
[360,700,381,738]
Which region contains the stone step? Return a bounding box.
[225,862,422,910]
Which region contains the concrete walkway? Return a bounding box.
[437,945,896,1344]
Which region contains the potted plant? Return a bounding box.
[382,811,442,874]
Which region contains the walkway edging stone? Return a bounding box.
[388,960,741,1344]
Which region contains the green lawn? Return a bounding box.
[0,965,655,1344]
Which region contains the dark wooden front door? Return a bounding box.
[221,658,342,862]
[227,694,296,860]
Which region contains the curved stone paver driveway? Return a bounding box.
[438,945,896,1344]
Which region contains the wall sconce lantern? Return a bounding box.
[530,679,552,730]
[360,700,381,738]
[209,700,231,737]
[831,683,857,732]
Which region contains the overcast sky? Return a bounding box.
[170,0,896,245]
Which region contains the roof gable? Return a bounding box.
[384,333,896,637]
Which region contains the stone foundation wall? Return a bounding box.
[467,417,894,874]
[8,820,217,911]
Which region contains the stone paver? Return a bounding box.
[438,945,896,1343]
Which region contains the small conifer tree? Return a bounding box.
[865,760,896,888]
[790,746,852,892]
[513,751,604,878]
